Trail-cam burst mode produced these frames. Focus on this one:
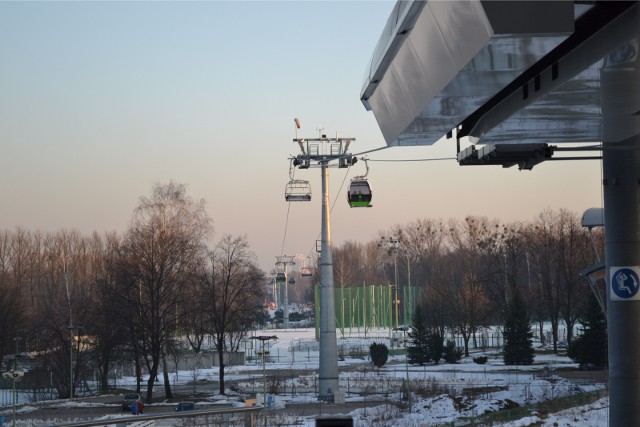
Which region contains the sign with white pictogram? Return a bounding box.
[610,266,640,300]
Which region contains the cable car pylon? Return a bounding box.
[287,118,355,404]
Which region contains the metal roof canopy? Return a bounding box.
[362,2,640,425]
[361,1,639,152]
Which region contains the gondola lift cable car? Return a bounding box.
[347,158,372,208]
[284,159,311,202]
[275,271,286,284]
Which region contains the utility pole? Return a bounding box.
[290,126,356,403]
[275,256,296,329]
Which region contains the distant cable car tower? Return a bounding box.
[275,255,296,329]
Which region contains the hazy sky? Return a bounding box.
[0,1,602,272]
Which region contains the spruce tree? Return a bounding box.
[407,305,431,365]
[568,295,607,369]
[443,339,463,364]
[427,332,444,364]
[503,289,535,365]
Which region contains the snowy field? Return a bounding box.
[0,327,608,426]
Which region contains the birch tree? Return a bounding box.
[122,182,212,402]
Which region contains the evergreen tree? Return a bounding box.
[443,339,463,364]
[427,332,444,364]
[503,289,535,365]
[369,342,389,368]
[568,295,607,369]
[407,305,431,365]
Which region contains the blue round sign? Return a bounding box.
[612,268,640,299]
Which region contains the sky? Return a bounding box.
[0,1,603,272]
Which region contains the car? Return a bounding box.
[175,401,197,412]
[121,393,141,411]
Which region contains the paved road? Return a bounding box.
[8,395,191,424]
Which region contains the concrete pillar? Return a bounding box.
[602,38,640,426]
[318,162,338,401]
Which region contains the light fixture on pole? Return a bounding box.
[2,354,26,427]
[580,207,607,318]
[379,236,400,331]
[252,335,278,427]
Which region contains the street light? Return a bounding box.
[379,236,400,331]
[252,335,278,427]
[380,236,411,412]
[2,354,27,427]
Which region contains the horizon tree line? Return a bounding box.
[0,192,602,401]
[0,181,267,402]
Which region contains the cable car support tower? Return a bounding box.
[275,255,296,329]
[290,127,356,403]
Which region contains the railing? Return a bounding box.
[49,406,262,427]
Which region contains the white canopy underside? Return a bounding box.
[361,1,640,147]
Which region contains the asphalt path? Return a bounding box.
[9,395,195,424]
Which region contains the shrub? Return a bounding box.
[369,342,389,368]
[473,356,488,365]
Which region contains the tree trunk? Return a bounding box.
[162,354,173,399]
[461,329,470,357]
[145,355,159,403]
[135,355,142,393]
[100,359,110,392]
[218,348,226,394]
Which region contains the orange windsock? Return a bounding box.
[294,117,301,129]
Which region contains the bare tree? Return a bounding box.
[393,219,447,289]
[447,220,492,354]
[529,209,565,352]
[121,181,213,402]
[555,210,593,347]
[204,234,266,395]
[84,231,129,392]
[0,230,27,356]
[33,230,92,398]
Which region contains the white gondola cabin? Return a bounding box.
[285,180,311,202]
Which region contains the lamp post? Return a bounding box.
[380,236,412,411]
[252,335,278,427]
[2,354,25,427]
[379,236,400,331]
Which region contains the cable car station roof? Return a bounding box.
[361,1,639,154]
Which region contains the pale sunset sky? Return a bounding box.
[0,1,602,272]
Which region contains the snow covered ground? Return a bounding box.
[0,327,608,426]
